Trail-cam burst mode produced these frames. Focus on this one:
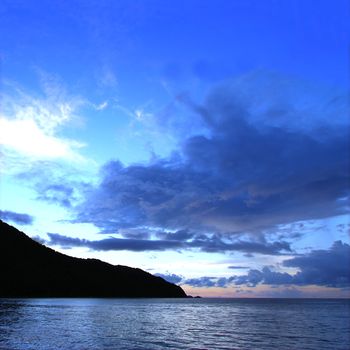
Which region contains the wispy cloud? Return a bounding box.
[94,101,109,111]
[0,77,86,166]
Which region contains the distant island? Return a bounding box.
[0,220,187,298]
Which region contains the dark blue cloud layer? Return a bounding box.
[181,241,350,288]
[46,232,291,255]
[283,240,350,287]
[73,74,349,244]
[47,233,181,252]
[0,210,34,225]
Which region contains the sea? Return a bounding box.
[0,298,349,350]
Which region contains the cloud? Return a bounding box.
[72,72,348,248]
[46,231,290,255]
[193,239,291,254]
[154,273,183,284]
[0,118,84,160]
[94,101,109,111]
[0,210,34,225]
[181,276,236,288]
[283,240,350,287]
[31,235,47,245]
[47,233,183,252]
[228,266,249,269]
[232,241,350,288]
[36,183,77,208]
[232,268,292,287]
[183,277,218,288]
[0,78,86,165]
[175,241,350,289]
[13,160,94,210]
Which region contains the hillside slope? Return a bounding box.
[0,220,186,298]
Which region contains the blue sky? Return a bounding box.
[0,0,349,297]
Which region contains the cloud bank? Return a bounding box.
[46,232,291,255]
[180,241,350,289]
[71,73,348,244]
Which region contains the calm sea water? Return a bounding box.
[0,298,349,350]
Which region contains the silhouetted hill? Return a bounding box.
[0,221,187,298]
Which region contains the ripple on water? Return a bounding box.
[0,298,349,350]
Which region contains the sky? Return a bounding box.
[0,0,349,298]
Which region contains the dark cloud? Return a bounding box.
[72,72,348,250]
[283,240,350,287]
[228,266,249,269]
[188,237,291,255]
[119,229,151,240]
[154,273,183,284]
[0,210,34,225]
[46,232,290,255]
[182,276,236,288]
[232,267,293,287]
[232,241,350,288]
[180,241,350,289]
[155,229,194,241]
[183,277,218,288]
[47,233,182,252]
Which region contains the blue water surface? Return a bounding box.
[0,298,349,350]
